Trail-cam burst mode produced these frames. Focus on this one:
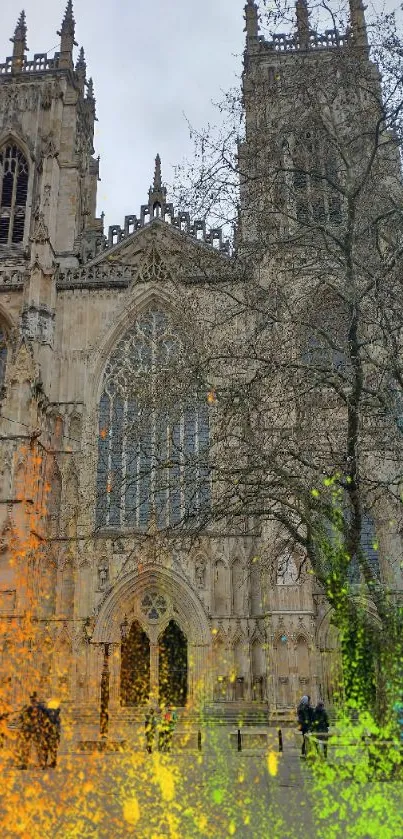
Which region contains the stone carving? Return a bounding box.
[138,246,172,284]
[98,560,109,590]
[30,212,50,244]
[42,132,59,159]
[0,84,41,118]
[195,556,206,588]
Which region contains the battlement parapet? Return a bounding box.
[0,53,61,76]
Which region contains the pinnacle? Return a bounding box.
[75,46,86,72]
[63,0,74,24]
[153,154,162,191]
[14,9,27,40]
[61,0,75,33]
[86,77,95,99]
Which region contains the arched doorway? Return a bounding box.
[159,620,187,706]
[121,620,150,705]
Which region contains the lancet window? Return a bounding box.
[96,309,211,530]
[0,144,29,246]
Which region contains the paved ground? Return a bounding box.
[1,729,402,839]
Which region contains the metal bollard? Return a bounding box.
[198,730,202,752]
[278,728,283,752]
[238,729,242,752]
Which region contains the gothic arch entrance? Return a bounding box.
[159,620,187,707]
[91,567,211,712]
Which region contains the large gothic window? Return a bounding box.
[0,144,29,246]
[96,309,211,530]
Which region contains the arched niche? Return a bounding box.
[231,559,244,615]
[249,560,262,616]
[214,560,229,615]
[233,636,246,700]
[251,639,265,701]
[47,460,62,532]
[296,635,310,697]
[213,635,228,701]
[60,561,74,619]
[276,635,291,707]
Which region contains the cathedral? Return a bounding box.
[0,0,401,743]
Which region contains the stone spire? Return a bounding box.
[57,0,77,70]
[153,153,162,191]
[75,46,86,92]
[148,154,167,216]
[10,10,28,73]
[296,0,310,50]
[244,0,259,42]
[349,0,368,49]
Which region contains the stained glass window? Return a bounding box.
[96,309,211,530]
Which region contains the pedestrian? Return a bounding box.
[297,695,313,758]
[16,691,47,769]
[42,701,61,768]
[312,700,330,758]
[31,694,49,769]
[145,706,157,753]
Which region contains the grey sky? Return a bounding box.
[1,0,246,228]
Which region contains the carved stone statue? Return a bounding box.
[195,556,206,588]
[98,561,109,590]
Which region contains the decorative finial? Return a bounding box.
[10,10,28,72]
[153,154,162,191]
[296,0,310,50]
[75,46,86,93]
[75,46,86,73]
[244,0,259,42]
[61,0,75,34]
[86,77,95,99]
[349,0,368,49]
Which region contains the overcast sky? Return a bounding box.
[1,0,246,228]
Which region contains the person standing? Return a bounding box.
[297,695,313,758]
[43,703,61,768]
[312,700,330,758]
[16,692,46,769]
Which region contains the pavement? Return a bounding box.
[0,729,402,839]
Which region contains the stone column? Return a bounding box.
[108,643,121,711]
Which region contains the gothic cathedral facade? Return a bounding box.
[0,1,401,738]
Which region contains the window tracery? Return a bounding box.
[0,144,29,245]
[96,309,211,530]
